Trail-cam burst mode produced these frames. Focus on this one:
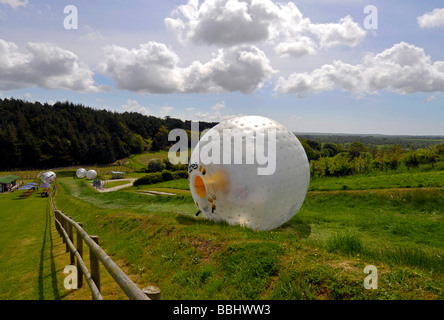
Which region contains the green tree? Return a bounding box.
[147,159,166,173]
[152,125,169,151]
[301,141,319,161]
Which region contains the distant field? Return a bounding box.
[309,171,444,191]
[122,151,170,170]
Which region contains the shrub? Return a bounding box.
[173,170,188,179]
[147,159,166,173]
[161,170,173,181]
[134,172,163,186]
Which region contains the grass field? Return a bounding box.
[1,166,443,300]
[49,175,443,300]
[0,185,145,300]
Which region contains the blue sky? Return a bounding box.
[0,0,443,135]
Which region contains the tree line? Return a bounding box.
[0,98,216,169]
[300,138,444,178]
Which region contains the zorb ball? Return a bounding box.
[76,168,87,178]
[188,115,310,231]
[41,171,57,184]
[86,169,97,180]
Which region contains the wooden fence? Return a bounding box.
[49,193,160,300]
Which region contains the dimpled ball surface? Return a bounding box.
[188,115,310,231]
[76,168,87,178]
[41,171,56,184]
[86,169,97,180]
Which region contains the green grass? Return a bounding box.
[309,170,444,191]
[0,191,65,299]
[123,151,170,170]
[105,180,133,189]
[135,178,190,190]
[50,177,443,300]
[2,164,443,300]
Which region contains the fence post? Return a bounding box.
[67,217,75,265]
[90,235,101,293]
[77,222,84,289]
[54,211,60,236]
[143,286,162,300]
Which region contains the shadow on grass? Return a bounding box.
[276,218,312,239]
[38,200,61,300]
[176,213,312,238]
[175,214,229,227]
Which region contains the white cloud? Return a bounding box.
[275,42,444,97]
[100,42,275,94]
[187,101,241,122]
[100,42,183,94]
[0,38,101,92]
[310,15,367,49]
[165,0,366,56]
[24,92,31,99]
[0,0,28,9]
[79,25,106,42]
[424,96,436,103]
[182,45,275,93]
[211,101,225,111]
[121,99,150,116]
[159,105,174,117]
[274,36,317,58]
[418,8,444,28]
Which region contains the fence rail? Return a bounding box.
[49,192,159,300]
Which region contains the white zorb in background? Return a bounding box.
[41,171,57,184]
[86,169,97,180]
[76,168,87,178]
[188,115,310,231]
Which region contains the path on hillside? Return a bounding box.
[95,179,137,193]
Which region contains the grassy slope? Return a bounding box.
[0,190,69,299]
[53,177,443,300]
[0,185,145,300]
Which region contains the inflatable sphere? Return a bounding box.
[188,115,310,231]
[76,168,87,178]
[86,169,97,180]
[41,171,56,184]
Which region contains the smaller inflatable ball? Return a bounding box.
[76,168,87,178]
[188,115,310,231]
[86,170,98,180]
[41,171,57,184]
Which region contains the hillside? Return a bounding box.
[0,98,216,170]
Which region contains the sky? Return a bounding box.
[0,0,443,135]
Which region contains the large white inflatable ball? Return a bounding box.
[188,115,310,231]
[41,171,57,184]
[86,169,97,180]
[76,168,87,178]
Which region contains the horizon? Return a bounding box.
[3,95,444,138]
[0,1,443,135]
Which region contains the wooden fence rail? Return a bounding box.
[49,193,159,300]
